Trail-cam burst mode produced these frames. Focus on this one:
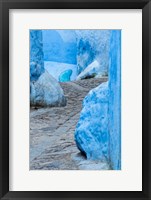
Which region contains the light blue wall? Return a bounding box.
[108,30,121,170]
[42,30,77,64]
[30,30,45,81]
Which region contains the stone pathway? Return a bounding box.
[30,77,110,170]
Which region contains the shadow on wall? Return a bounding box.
[43,30,77,64]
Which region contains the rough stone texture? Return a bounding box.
[75,82,109,160]
[30,78,110,170]
[108,30,121,170]
[30,30,45,81]
[74,30,121,170]
[76,60,101,80]
[30,71,66,107]
[75,30,111,76]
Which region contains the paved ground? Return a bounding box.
[30,77,110,170]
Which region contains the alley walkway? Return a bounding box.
[30,77,110,170]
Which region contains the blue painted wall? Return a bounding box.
[76,30,111,75]
[74,30,121,170]
[30,30,45,81]
[42,30,77,64]
[108,30,121,170]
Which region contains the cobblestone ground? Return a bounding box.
[30,77,111,170]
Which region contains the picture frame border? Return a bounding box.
[0,0,151,199]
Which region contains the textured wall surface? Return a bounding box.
[76,30,111,76]
[30,30,45,81]
[75,30,121,170]
[30,30,111,82]
[30,30,112,82]
[108,30,121,170]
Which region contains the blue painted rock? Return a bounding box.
[76,60,101,80]
[30,71,66,107]
[75,82,109,160]
[59,69,73,82]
